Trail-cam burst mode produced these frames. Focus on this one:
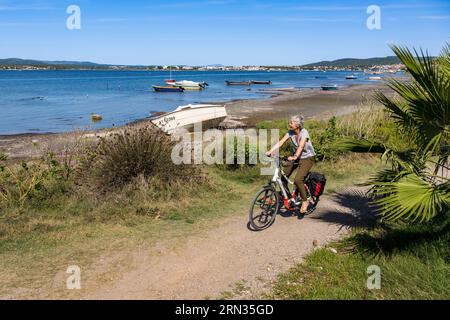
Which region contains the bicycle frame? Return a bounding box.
[268,157,312,211]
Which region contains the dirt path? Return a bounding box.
[84,187,373,300]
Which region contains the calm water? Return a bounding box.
[0,70,387,135]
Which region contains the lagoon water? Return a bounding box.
[0,70,384,135]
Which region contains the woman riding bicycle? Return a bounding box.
[266,114,316,214]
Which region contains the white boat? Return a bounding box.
[151,104,227,134]
[168,80,208,91]
[368,76,382,80]
[174,80,203,87]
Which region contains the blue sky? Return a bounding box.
[0,0,449,65]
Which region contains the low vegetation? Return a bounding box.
[1,43,448,298]
[267,43,450,300]
[0,108,384,298]
[268,218,450,300]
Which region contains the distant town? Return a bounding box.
[0,57,405,74]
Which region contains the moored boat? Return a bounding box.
[250,80,272,85]
[345,75,358,80]
[153,85,184,92]
[368,76,382,80]
[225,81,251,86]
[321,84,338,91]
[172,80,207,90]
[151,104,227,134]
[174,84,204,91]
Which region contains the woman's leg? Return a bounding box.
[281,161,297,193]
[294,157,315,201]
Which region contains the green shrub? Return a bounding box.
[76,126,204,192]
[0,153,66,208]
[221,136,259,170]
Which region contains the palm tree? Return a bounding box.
[339,43,450,222]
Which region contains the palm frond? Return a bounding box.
[437,42,450,77]
[368,169,405,184]
[377,45,450,158]
[335,138,386,153]
[372,173,450,222]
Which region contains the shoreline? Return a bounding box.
[0,82,394,160]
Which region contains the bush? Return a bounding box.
[310,116,343,161]
[0,153,67,208]
[76,126,204,192]
[221,136,259,170]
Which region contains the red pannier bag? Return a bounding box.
[307,172,326,198]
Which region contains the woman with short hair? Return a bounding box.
[266,114,316,214]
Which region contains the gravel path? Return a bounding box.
[85,187,374,300]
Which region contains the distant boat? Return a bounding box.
[165,66,176,85]
[321,84,338,91]
[153,85,184,92]
[345,75,358,80]
[225,81,251,86]
[172,80,208,90]
[314,76,327,79]
[151,104,227,134]
[368,76,382,80]
[250,80,272,85]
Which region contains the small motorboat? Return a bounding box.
[345,75,358,80]
[225,81,251,86]
[368,76,382,80]
[153,85,184,92]
[172,80,207,90]
[321,84,338,91]
[250,80,272,85]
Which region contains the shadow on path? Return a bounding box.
[309,188,377,231]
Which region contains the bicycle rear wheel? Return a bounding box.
[249,186,280,230]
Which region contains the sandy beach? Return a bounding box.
[224,82,393,126]
[0,82,394,160]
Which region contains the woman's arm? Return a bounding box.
[288,136,307,161]
[266,133,290,156]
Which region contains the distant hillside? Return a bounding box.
[302,56,401,67]
[0,58,108,67]
[0,58,151,69]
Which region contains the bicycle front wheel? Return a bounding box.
[249,186,280,231]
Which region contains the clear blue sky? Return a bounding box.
[0,0,449,65]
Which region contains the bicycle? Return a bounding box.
[248,156,321,231]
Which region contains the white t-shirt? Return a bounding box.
[289,129,316,159]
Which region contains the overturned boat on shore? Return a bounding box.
[150,104,227,134]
